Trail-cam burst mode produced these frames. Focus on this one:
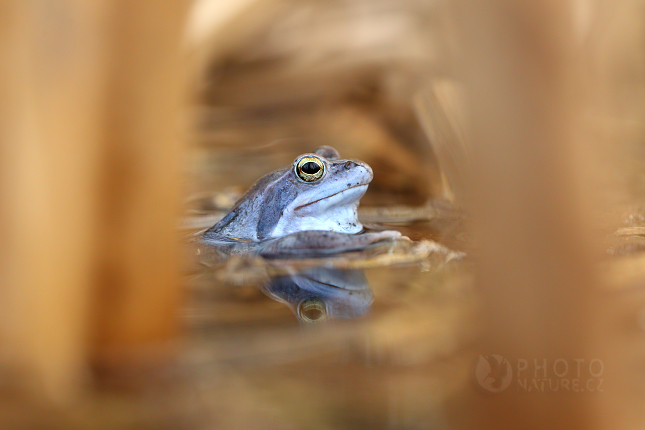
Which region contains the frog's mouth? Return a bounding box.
[294,184,368,212]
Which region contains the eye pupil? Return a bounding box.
[302,162,320,174]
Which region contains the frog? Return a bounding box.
[200,146,402,256]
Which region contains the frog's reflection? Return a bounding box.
[261,268,373,323]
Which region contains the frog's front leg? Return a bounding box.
[259,230,403,257]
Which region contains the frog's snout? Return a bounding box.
[361,162,373,178]
[327,158,373,186]
[350,160,373,183]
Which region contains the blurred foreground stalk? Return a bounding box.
[0,1,189,401]
[452,1,629,429]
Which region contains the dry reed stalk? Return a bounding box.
[88,0,190,378]
[0,0,189,402]
[0,0,110,401]
[450,1,623,429]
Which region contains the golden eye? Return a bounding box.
[295,156,325,182]
[297,298,327,323]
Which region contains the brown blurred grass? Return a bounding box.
[2,0,645,429]
[0,0,190,403]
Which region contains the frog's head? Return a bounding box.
[266,145,373,240]
[206,146,373,241]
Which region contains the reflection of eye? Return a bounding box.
[295,156,325,182]
[297,298,327,323]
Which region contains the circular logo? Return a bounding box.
[475,355,512,393]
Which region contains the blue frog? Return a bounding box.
[201,146,401,256]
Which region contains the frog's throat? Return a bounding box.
[270,204,363,238]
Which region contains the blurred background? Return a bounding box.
[1,0,645,429]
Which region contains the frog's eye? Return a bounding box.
[294,156,325,182]
[297,298,327,323]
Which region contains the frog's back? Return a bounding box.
[202,168,294,242]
